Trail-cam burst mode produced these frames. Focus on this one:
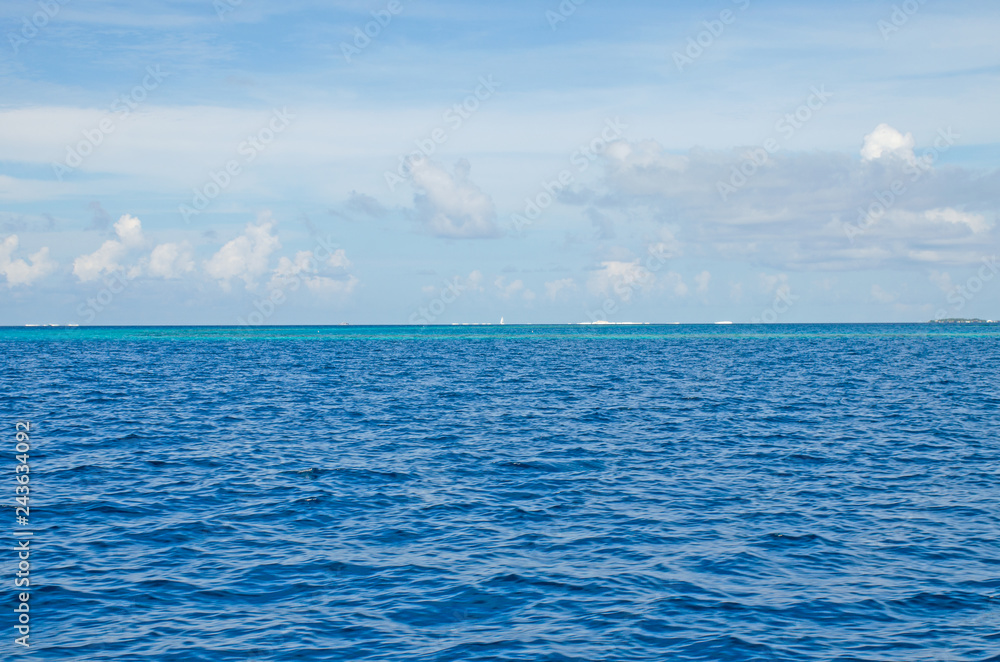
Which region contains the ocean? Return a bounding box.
[2,324,998,661]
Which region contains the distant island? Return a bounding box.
[929,318,999,324]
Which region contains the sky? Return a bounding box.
[1,0,999,325]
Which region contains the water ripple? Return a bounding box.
[1,324,997,660]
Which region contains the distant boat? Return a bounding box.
[500,317,504,325]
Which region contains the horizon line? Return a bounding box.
[5,320,998,329]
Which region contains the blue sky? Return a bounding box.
[1,0,999,324]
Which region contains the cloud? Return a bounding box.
[545,278,576,300]
[605,139,689,175]
[649,228,683,260]
[921,208,990,234]
[840,207,992,251]
[325,248,351,269]
[760,273,791,297]
[302,275,359,296]
[410,159,500,239]
[72,214,146,282]
[495,276,534,301]
[662,272,689,298]
[205,214,281,289]
[1,213,56,233]
[581,129,1000,272]
[269,249,359,297]
[460,270,484,292]
[861,124,917,163]
[586,207,616,240]
[344,192,388,219]
[74,214,200,283]
[694,270,711,294]
[86,202,113,231]
[114,214,145,246]
[870,284,897,304]
[588,260,657,302]
[0,235,57,287]
[929,270,953,293]
[147,243,195,279]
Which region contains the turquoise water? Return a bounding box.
[2,324,998,660]
[3,322,1000,341]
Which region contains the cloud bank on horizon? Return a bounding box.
[1,0,998,324]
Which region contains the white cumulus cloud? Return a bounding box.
[205,215,281,289]
[269,249,359,297]
[147,242,195,279]
[861,123,917,163]
[0,235,57,287]
[588,260,658,302]
[411,159,500,239]
[72,214,146,282]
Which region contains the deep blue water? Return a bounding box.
[2,324,999,661]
